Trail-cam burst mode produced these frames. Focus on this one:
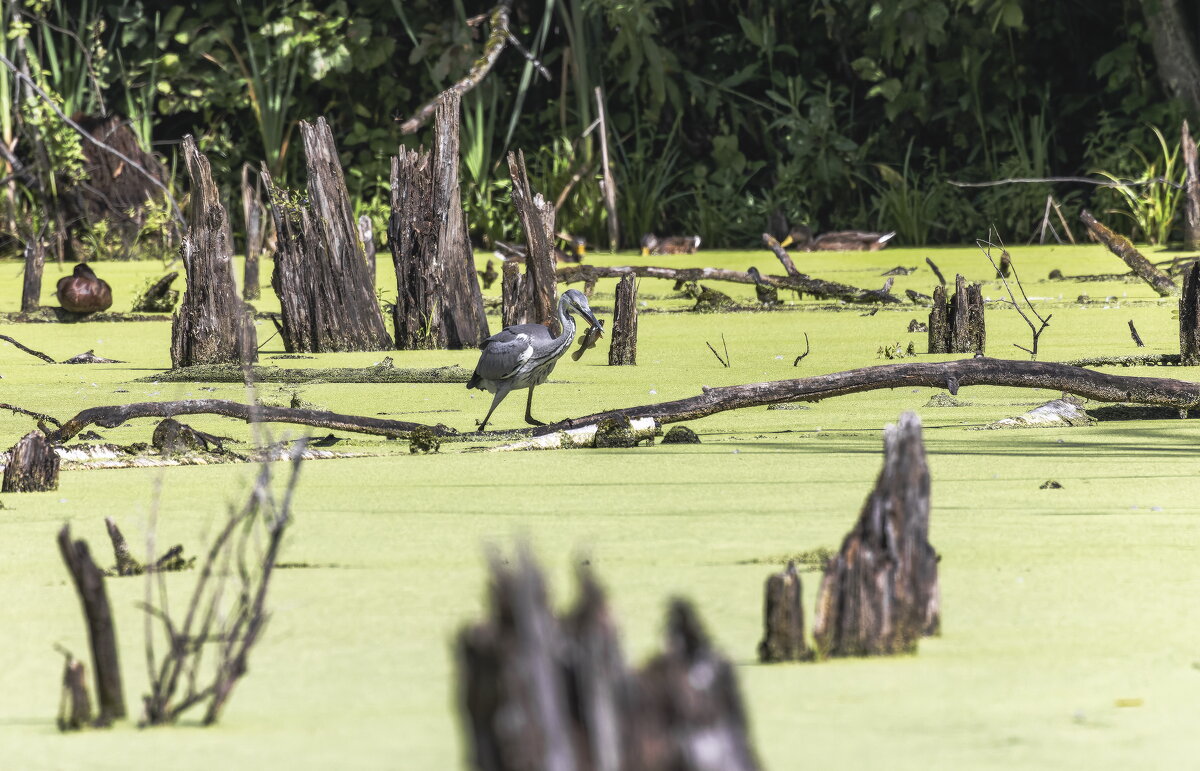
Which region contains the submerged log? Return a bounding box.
[171,136,257,368]
[21,236,44,312]
[57,525,126,724]
[240,163,264,301]
[2,430,60,492]
[1180,263,1200,365]
[757,561,809,663]
[812,411,940,656]
[264,118,393,353]
[1183,121,1200,251]
[928,275,984,354]
[1080,209,1177,296]
[608,273,637,365]
[508,149,557,328]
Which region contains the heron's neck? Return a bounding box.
[554,299,577,345]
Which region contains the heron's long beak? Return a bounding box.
[780,234,794,248]
[580,306,602,334]
[641,246,650,256]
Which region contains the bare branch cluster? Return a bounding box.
[976,228,1052,358]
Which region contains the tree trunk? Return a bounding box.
[171,136,257,368]
[1080,209,1178,295]
[130,271,179,313]
[1180,263,1200,365]
[928,276,984,354]
[1182,121,1200,250]
[501,259,524,329]
[1140,0,1200,119]
[263,118,393,353]
[608,273,637,365]
[757,561,809,663]
[57,525,126,725]
[21,235,43,312]
[389,149,440,348]
[508,149,557,328]
[358,214,376,287]
[2,429,59,492]
[812,412,940,657]
[928,284,949,353]
[241,163,264,301]
[57,654,92,731]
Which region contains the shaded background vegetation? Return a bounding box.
[4,0,1200,254]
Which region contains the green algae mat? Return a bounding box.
[2,244,1200,769]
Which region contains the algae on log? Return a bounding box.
[170,136,257,368]
[1080,209,1177,296]
[608,272,637,365]
[1181,262,1200,365]
[134,361,471,384]
[813,411,940,657]
[928,275,984,354]
[2,430,60,492]
[757,560,810,663]
[263,117,393,353]
[507,149,556,328]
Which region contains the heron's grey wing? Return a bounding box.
[473,325,551,381]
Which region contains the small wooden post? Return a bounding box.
[57,653,92,731]
[1080,209,1177,296]
[812,412,940,657]
[501,260,524,329]
[358,214,376,286]
[240,163,264,301]
[1180,263,1200,365]
[608,273,637,365]
[57,525,126,724]
[171,136,257,367]
[757,561,809,663]
[1182,121,1200,251]
[2,430,59,492]
[507,149,556,328]
[21,235,43,312]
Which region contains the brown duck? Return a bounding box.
[641,233,701,256]
[57,263,113,313]
[781,225,895,252]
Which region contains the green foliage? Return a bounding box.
[1094,126,1185,245]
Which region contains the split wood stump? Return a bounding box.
[508,149,556,328]
[500,259,524,329]
[928,274,985,354]
[264,117,393,353]
[608,272,638,365]
[757,560,809,663]
[21,236,44,313]
[171,136,257,368]
[1180,263,1200,365]
[812,412,941,657]
[1183,121,1200,251]
[2,430,59,492]
[1080,209,1177,296]
[240,163,265,301]
[387,93,489,349]
[58,524,126,724]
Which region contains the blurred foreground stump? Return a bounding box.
[813,411,940,656]
[928,274,984,354]
[2,430,59,492]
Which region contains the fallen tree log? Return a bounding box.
[133,362,471,384]
[1079,209,1177,296]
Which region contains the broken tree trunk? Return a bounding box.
[358,214,376,286]
[2,429,59,492]
[21,235,43,312]
[757,561,809,663]
[928,275,985,354]
[1180,263,1200,365]
[608,273,637,365]
[57,653,92,731]
[264,117,393,352]
[240,163,264,301]
[501,259,524,329]
[1183,121,1200,251]
[508,149,556,328]
[812,411,940,657]
[1080,209,1177,296]
[104,517,142,576]
[171,136,257,368]
[389,148,439,348]
[57,524,126,724]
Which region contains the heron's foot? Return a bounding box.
[524,415,546,427]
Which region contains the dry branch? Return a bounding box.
[0,333,55,363]
[1079,209,1177,296]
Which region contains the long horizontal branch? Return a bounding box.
[948,176,1184,190]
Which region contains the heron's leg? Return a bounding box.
[477,389,509,432]
[524,387,546,426]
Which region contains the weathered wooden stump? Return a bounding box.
[171,136,257,368]
[608,272,638,365]
[358,214,377,286]
[1183,121,1200,251]
[389,148,439,348]
[57,525,126,724]
[757,560,809,663]
[508,149,556,328]
[928,274,984,354]
[500,260,524,329]
[131,271,179,313]
[240,163,265,301]
[2,430,59,492]
[1080,209,1177,296]
[812,411,941,657]
[21,236,44,313]
[264,117,393,353]
[1180,263,1200,365]
[57,653,92,731]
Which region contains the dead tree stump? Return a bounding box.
[264,118,393,352]
[57,525,126,724]
[501,260,524,329]
[608,273,637,365]
[812,412,941,657]
[21,236,44,312]
[389,149,439,348]
[2,430,59,492]
[508,149,556,328]
[240,163,264,301]
[928,275,984,354]
[131,272,179,313]
[1080,209,1177,296]
[757,560,809,663]
[1183,121,1200,251]
[358,214,376,286]
[57,653,92,731]
[1180,263,1200,365]
[171,136,257,368]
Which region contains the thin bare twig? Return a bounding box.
[976,228,1051,358]
[0,333,56,363]
[925,257,946,287]
[705,337,729,367]
[0,402,62,428]
[793,333,811,367]
[1128,320,1145,347]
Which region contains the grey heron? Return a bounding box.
[467,288,602,431]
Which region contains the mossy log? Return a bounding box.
[133,361,471,383]
[1181,263,1200,365]
[171,136,257,368]
[812,412,940,656]
[757,561,810,663]
[608,272,637,365]
[1080,209,1177,296]
[2,430,59,492]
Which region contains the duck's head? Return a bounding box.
[780,226,813,249]
[641,233,659,256]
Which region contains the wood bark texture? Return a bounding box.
[1080,209,1177,296]
[757,560,809,663]
[358,214,376,286]
[1183,120,1200,250]
[264,118,392,352]
[508,149,557,328]
[2,429,59,492]
[928,276,984,354]
[1140,0,1200,118]
[21,235,43,312]
[608,272,637,365]
[763,232,800,276]
[1180,263,1200,365]
[389,148,441,348]
[171,136,257,368]
[501,259,524,329]
[812,411,940,656]
[57,525,126,724]
[240,163,264,301]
